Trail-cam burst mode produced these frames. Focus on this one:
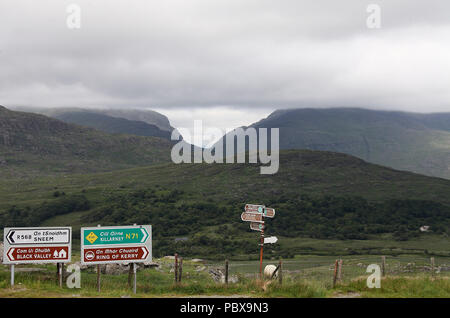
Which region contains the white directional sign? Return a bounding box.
[250,222,265,231]
[263,207,276,218]
[245,204,265,213]
[3,227,72,265]
[241,212,264,223]
[264,236,278,244]
[5,228,70,245]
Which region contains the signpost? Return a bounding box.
[264,236,278,244]
[241,204,277,278]
[263,207,276,218]
[81,225,152,294]
[250,222,264,231]
[83,246,150,263]
[3,227,72,286]
[241,212,264,223]
[245,204,265,213]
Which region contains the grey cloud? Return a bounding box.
[0,0,449,113]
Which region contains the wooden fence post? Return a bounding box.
[56,263,60,284]
[178,257,183,283]
[337,259,343,282]
[431,257,435,277]
[381,256,386,277]
[332,260,338,288]
[174,253,178,283]
[278,259,282,285]
[225,260,229,285]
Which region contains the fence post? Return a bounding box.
[431,257,435,277]
[174,253,178,283]
[381,256,386,277]
[278,259,282,285]
[332,260,338,288]
[178,257,183,283]
[337,259,343,282]
[225,260,229,285]
[56,263,60,284]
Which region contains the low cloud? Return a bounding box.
[1,0,449,114]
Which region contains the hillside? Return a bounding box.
[11,106,174,132]
[216,108,450,179]
[53,111,172,139]
[1,149,450,258]
[0,106,173,176]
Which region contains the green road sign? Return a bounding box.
[83,227,149,245]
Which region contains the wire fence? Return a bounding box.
[202,255,450,284]
[1,254,449,292]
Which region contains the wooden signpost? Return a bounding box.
[241,204,277,278]
[241,212,264,223]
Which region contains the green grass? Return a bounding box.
[1,255,448,298]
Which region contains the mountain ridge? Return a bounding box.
[0,106,173,176]
[216,107,450,179]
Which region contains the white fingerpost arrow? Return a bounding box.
[264,236,278,244]
[7,248,15,261]
[141,247,148,259]
[140,228,148,243]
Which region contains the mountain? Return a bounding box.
[53,111,172,139]
[0,106,173,176]
[216,108,450,179]
[99,109,173,132]
[10,106,174,132]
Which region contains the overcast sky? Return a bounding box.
[1,0,450,143]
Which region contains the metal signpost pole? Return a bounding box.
[59,263,63,288]
[133,263,137,294]
[10,264,14,287]
[96,224,101,292]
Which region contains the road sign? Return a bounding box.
[3,227,72,265]
[83,246,149,263]
[6,246,70,262]
[82,227,149,246]
[6,228,70,245]
[245,204,265,213]
[264,236,278,244]
[263,207,275,218]
[81,225,152,265]
[241,212,264,223]
[250,222,264,231]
